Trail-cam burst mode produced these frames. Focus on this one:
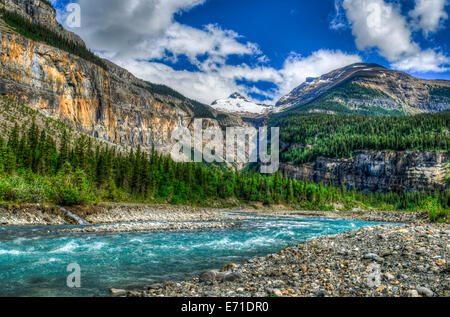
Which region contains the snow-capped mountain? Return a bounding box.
[211,93,273,115]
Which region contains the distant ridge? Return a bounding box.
[276,63,450,116]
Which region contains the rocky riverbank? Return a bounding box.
[128,224,449,297]
[0,204,67,226]
[249,209,431,224]
[0,203,437,234]
[0,202,433,227]
[56,220,240,234]
[0,203,242,227]
[81,204,245,224]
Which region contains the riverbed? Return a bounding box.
[0,214,389,297]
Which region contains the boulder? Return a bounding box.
[199,271,217,283]
[417,287,434,297]
[223,272,242,282]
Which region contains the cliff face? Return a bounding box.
[0,1,242,153]
[0,0,85,46]
[281,151,449,193]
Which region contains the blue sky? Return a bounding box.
[52,0,450,104]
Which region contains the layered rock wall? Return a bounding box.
[281,151,449,193]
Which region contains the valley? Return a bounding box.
[0,0,448,299]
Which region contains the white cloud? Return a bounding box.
[342,0,418,61]
[69,0,264,64]
[74,0,211,59]
[330,0,348,30]
[391,49,449,72]
[340,0,449,72]
[116,50,361,105]
[278,50,362,97]
[60,0,361,105]
[410,0,449,36]
[137,23,262,67]
[120,60,242,104]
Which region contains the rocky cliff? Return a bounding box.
[0,0,84,46]
[281,151,449,193]
[0,0,242,153]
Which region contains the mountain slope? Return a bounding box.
[0,0,84,46]
[268,109,450,193]
[276,63,450,115]
[269,62,450,194]
[211,92,273,115]
[0,0,243,155]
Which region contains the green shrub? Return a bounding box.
[101,178,128,202]
[423,197,447,222]
[0,174,47,203]
[49,163,95,205]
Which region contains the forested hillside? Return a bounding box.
[0,96,448,221]
[0,8,106,68]
[269,110,450,165]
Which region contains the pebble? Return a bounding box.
[199,271,216,283]
[417,287,434,297]
[130,223,449,298]
[406,290,419,297]
[364,253,381,261]
[270,289,282,297]
[110,288,127,295]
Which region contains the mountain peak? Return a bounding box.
[211,93,273,115]
[345,62,386,69]
[229,92,247,100]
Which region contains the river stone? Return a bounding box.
[221,263,239,272]
[269,289,282,297]
[110,288,127,295]
[417,287,434,297]
[223,272,242,282]
[316,290,328,297]
[406,290,419,297]
[199,271,216,283]
[364,253,381,261]
[215,272,227,282]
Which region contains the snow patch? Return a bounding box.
[211,93,273,115]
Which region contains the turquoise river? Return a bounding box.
[0,213,390,297]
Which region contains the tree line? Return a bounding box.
[271,111,450,164]
[0,118,448,221]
